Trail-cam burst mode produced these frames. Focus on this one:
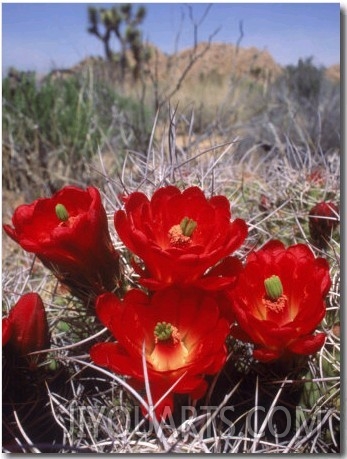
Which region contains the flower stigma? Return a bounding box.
[154,321,180,344]
[55,203,69,222]
[264,275,283,300]
[180,217,197,237]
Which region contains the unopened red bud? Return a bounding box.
[309,201,339,248]
[6,293,50,356]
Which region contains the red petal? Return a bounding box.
[314,258,332,296]
[2,318,13,346]
[2,224,19,244]
[206,256,243,278]
[151,185,180,204]
[95,292,122,330]
[189,379,208,400]
[287,243,315,262]
[182,297,221,349]
[138,277,164,290]
[105,290,148,358]
[287,333,326,355]
[293,296,326,335]
[260,240,286,254]
[114,210,137,253]
[195,276,239,291]
[209,195,231,216]
[143,386,174,421]
[253,348,281,362]
[124,191,149,213]
[90,342,144,379]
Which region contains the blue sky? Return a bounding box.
[2,3,340,76]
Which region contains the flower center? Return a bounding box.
[168,216,197,247]
[151,321,188,371]
[154,321,180,344]
[263,275,287,313]
[55,203,69,222]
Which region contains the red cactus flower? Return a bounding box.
[229,241,331,362]
[3,186,120,302]
[90,287,229,420]
[309,201,339,249]
[114,186,247,290]
[2,293,50,359]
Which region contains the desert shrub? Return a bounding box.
[285,57,324,107]
[266,58,339,151]
[226,59,340,156]
[314,75,340,152]
[2,69,153,197]
[3,72,102,158]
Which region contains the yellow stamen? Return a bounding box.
[262,295,287,313]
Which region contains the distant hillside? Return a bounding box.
[325,63,340,83]
[48,41,339,90]
[70,42,282,85]
[142,42,283,84]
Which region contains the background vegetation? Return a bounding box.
[2,50,339,201]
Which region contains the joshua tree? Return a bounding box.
[87,4,148,80]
